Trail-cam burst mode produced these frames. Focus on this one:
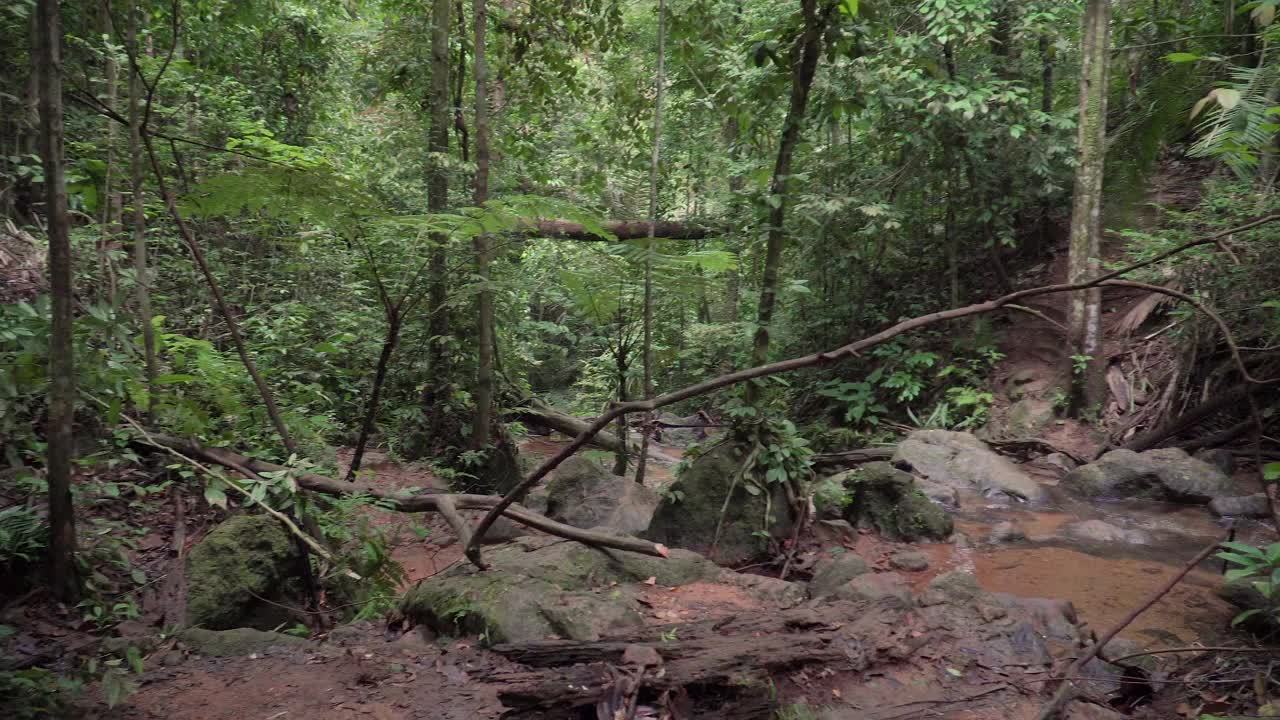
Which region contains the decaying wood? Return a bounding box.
[1121,384,1262,452]
[810,447,895,469]
[510,399,636,454]
[141,433,669,560]
[983,438,1087,466]
[464,213,1280,569]
[487,606,868,718]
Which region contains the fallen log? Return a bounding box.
[486,604,873,718]
[810,446,895,470]
[141,434,669,559]
[509,398,635,454]
[528,219,722,242]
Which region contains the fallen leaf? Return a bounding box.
[643,576,657,586]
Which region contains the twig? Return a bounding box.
[1106,645,1280,665]
[1033,535,1228,720]
[1007,304,1068,334]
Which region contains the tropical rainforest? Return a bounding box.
[2,0,1280,717]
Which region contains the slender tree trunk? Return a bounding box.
[1067,0,1111,414]
[613,325,629,476]
[454,0,469,163]
[470,0,495,449]
[635,0,666,486]
[424,0,453,438]
[100,5,120,300]
[747,0,831,403]
[129,0,158,415]
[347,314,400,479]
[37,0,80,603]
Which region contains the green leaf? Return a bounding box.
[1219,541,1266,557]
[153,373,197,385]
[1224,567,1256,582]
[204,484,227,509]
[839,0,858,17]
[1230,608,1262,626]
[125,646,145,674]
[1164,52,1200,63]
[131,569,146,585]
[1216,551,1262,568]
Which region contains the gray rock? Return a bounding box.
[1194,448,1236,476]
[812,474,853,519]
[915,477,961,509]
[643,442,795,565]
[808,552,870,599]
[832,572,913,608]
[889,550,930,572]
[893,430,1047,503]
[1217,578,1277,630]
[1059,520,1152,546]
[812,519,858,544]
[178,628,309,657]
[989,521,1027,544]
[719,572,807,608]
[927,571,983,603]
[1209,493,1271,518]
[1062,448,1238,502]
[1002,396,1057,437]
[546,456,660,535]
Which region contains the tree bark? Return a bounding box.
[128,0,158,415]
[423,0,453,441]
[470,0,495,450]
[747,0,832,401]
[1066,0,1110,415]
[636,0,666,486]
[37,0,80,603]
[346,314,401,479]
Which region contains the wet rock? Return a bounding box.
[828,462,954,542]
[927,571,982,603]
[178,628,310,657]
[832,572,912,608]
[545,456,660,535]
[808,552,870,599]
[812,519,858,544]
[989,521,1027,544]
[1209,493,1271,518]
[915,476,961,509]
[1003,396,1057,437]
[889,550,930,572]
[643,442,795,565]
[185,514,302,630]
[400,536,721,642]
[1194,448,1236,476]
[720,573,807,608]
[1059,520,1152,546]
[893,430,1047,503]
[1062,448,1238,502]
[1041,452,1079,473]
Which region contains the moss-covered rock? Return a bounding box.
[643,442,795,565]
[185,514,301,630]
[830,462,953,542]
[400,537,722,643]
[178,627,310,657]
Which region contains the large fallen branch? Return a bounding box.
[509,398,635,454]
[527,219,721,241]
[142,434,669,559]
[463,215,1280,568]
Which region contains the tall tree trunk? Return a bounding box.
[423,0,453,441]
[635,0,667,486]
[129,0,158,414]
[100,4,121,300]
[37,0,80,603]
[347,313,401,479]
[470,0,495,449]
[1066,0,1110,414]
[747,0,831,403]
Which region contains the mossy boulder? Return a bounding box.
[829,462,953,542]
[177,627,310,657]
[185,514,301,630]
[643,442,795,565]
[400,537,722,643]
[1062,448,1237,502]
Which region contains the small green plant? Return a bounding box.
[660,627,679,642]
[1070,354,1093,376]
[0,668,83,719]
[1217,540,1280,627]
